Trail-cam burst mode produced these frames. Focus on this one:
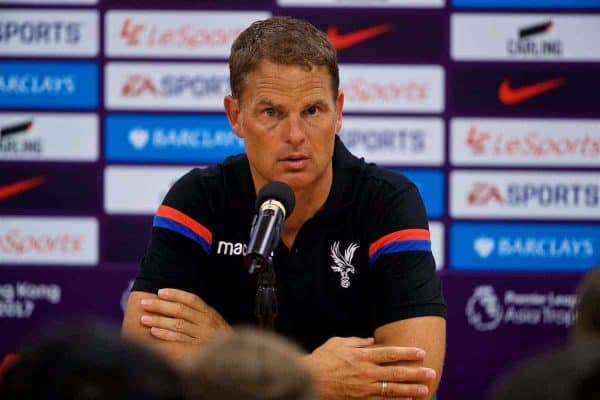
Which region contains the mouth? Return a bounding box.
[279,154,309,171]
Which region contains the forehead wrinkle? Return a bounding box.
[252,79,329,108]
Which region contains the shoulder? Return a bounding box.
[161,154,250,222]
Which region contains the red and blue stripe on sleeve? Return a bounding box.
[369,228,431,266]
[153,205,212,254]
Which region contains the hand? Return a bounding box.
[139,288,233,345]
[304,337,436,400]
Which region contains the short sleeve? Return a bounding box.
[132,168,216,295]
[365,178,446,331]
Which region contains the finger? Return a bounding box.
[141,315,196,337]
[149,327,194,343]
[367,347,426,364]
[141,298,201,324]
[373,382,428,398]
[336,336,375,347]
[377,365,436,384]
[158,288,210,313]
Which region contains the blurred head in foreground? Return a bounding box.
[574,266,600,342]
[0,322,185,400]
[186,327,315,400]
[491,341,600,400]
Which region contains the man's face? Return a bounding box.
[225,60,343,193]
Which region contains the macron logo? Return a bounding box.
[216,240,247,256]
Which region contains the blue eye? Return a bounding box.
[306,106,318,115]
[264,108,276,117]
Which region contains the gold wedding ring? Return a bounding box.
[381,381,388,397]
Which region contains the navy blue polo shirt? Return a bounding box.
[133,137,446,351]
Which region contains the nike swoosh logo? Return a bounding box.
[498,77,565,105]
[0,120,33,141]
[0,176,45,201]
[326,23,392,50]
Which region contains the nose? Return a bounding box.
[284,114,307,146]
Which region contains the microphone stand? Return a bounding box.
[250,257,278,330]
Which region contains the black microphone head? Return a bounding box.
[256,181,295,218]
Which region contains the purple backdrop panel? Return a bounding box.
[102,216,153,264]
[0,268,137,356]
[438,271,582,400]
[0,164,99,214]
[451,64,600,116]
[292,12,445,62]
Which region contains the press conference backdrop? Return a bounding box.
[0,1,599,398]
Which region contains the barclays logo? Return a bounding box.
[452,222,600,271]
[473,235,594,259]
[106,114,244,163]
[127,127,242,150]
[0,62,97,109]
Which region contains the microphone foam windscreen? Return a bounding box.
[256,181,296,217]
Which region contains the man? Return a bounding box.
[186,327,315,400]
[122,16,446,400]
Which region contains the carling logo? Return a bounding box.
[452,222,600,271]
[105,10,270,58]
[339,64,444,113]
[0,113,98,161]
[105,114,244,163]
[0,9,98,56]
[465,284,576,332]
[451,171,600,219]
[104,166,194,215]
[340,117,443,166]
[105,62,229,110]
[0,217,98,265]
[451,118,600,167]
[452,14,600,62]
[0,61,97,109]
[278,0,444,7]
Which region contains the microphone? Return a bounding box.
[246,181,295,273]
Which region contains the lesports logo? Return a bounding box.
[106,63,229,110]
[106,114,244,163]
[466,285,503,331]
[340,65,444,113]
[498,77,565,105]
[0,10,98,56]
[0,176,45,201]
[326,24,392,50]
[0,217,98,265]
[465,284,576,331]
[451,223,600,271]
[451,171,600,219]
[452,118,600,166]
[105,11,270,58]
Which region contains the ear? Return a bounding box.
[224,95,244,138]
[334,90,344,135]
